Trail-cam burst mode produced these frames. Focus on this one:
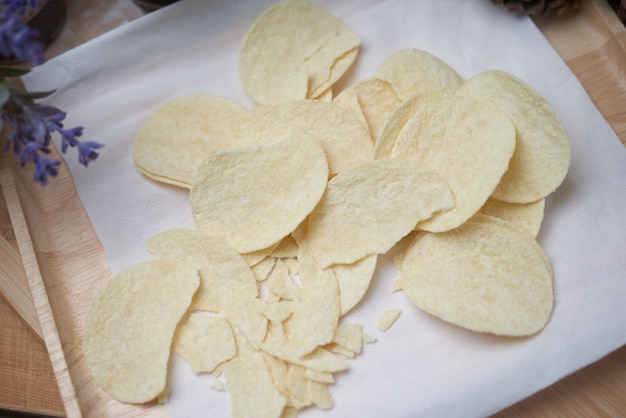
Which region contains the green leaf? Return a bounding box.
[0,65,32,78]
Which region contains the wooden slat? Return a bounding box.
[0,168,82,418]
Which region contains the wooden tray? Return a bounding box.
[0,0,624,416]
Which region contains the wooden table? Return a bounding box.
[0,0,624,416]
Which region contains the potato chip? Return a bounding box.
[332,323,363,354]
[260,300,295,324]
[174,312,237,373]
[83,259,199,403]
[223,351,287,418]
[145,229,268,347]
[266,258,300,301]
[331,254,377,316]
[243,100,373,176]
[210,378,226,392]
[306,41,360,99]
[270,235,299,259]
[190,133,328,253]
[479,197,545,238]
[373,90,451,159]
[132,93,253,188]
[261,326,349,373]
[377,309,402,332]
[283,237,340,356]
[304,369,334,384]
[376,48,464,100]
[239,0,360,105]
[241,242,281,267]
[391,92,516,232]
[333,77,401,142]
[307,158,454,267]
[252,256,277,281]
[469,213,553,275]
[457,70,570,203]
[401,216,554,336]
[145,229,258,312]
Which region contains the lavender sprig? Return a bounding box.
[0,1,103,186]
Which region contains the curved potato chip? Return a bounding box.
[332,254,378,316]
[373,90,451,159]
[468,213,552,275]
[333,77,400,142]
[145,229,268,347]
[307,42,360,99]
[391,93,516,232]
[145,229,258,312]
[239,0,359,105]
[401,217,553,336]
[457,70,570,203]
[307,158,454,268]
[83,259,199,403]
[190,133,328,253]
[132,93,253,188]
[243,100,373,176]
[479,198,545,238]
[376,48,464,100]
[174,313,237,374]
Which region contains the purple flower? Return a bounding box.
[0,13,44,64]
[1,0,39,18]
[0,1,102,186]
[2,88,104,185]
[33,155,61,185]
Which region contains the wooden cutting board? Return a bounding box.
[0,0,624,416]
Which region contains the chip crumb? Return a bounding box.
[377,309,402,332]
[363,333,377,344]
[392,278,403,292]
[157,387,169,404]
[211,378,226,392]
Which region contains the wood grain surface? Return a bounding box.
[0,0,624,417]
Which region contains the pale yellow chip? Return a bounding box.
[376,48,464,100]
[190,133,328,253]
[269,235,299,258]
[304,369,334,384]
[145,229,268,347]
[145,229,258,312]
[332,323,363,354]
[239,0,360,105]
[241,242,281,267]
[376,309,402,332]
[132,93,253,188]
[479,197,545,238]
[307,158,454,267]
[333,77,401,142]
[373,90,452,159]
[266,258,300,301]
[306,41,360,99]
[331,254,378,316]
[457,70,570,203]
[251,256,277,282]
[283,236,341,357]
[83,259,199,403]
[243,100,373,176]
[401,217,554,336]
[261,325,349,373]
[391,92,516,232]
[174,312,237,374]
[223,351,287,418]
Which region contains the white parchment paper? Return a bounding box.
[23,0,626,416]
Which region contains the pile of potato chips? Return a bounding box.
[83,0,570,416]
